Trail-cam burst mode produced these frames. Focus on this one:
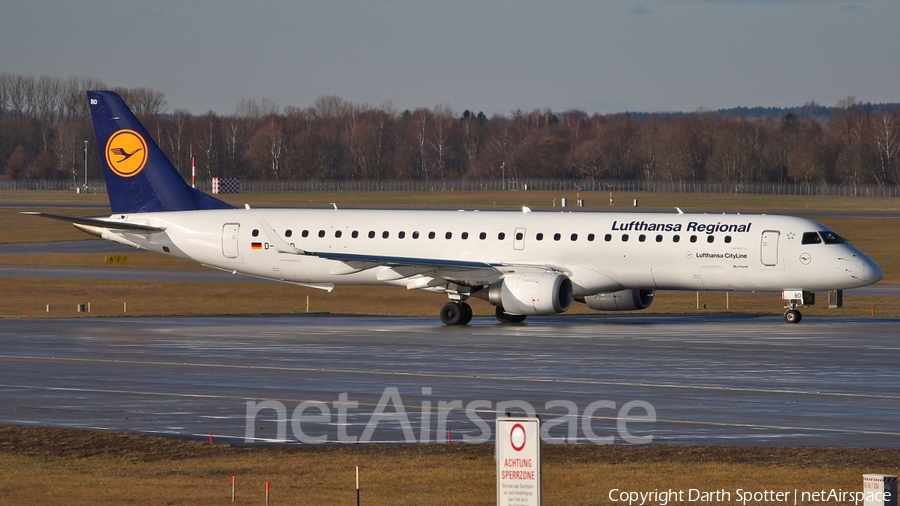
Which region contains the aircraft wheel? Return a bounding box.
[459,302,473,325]
[495,306,526,323]
[440,302,465,325]
[784,309,802,324]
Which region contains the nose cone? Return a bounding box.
[866,258,884,283]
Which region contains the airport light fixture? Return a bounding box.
[83,140,89,190]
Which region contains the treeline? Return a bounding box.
[2,72,900,188]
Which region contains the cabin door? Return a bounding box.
[222,223,240,258]
[760,230,779,266]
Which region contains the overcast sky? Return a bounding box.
[2,0,898,116]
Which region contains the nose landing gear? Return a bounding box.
[782,290,813,324]
[783,306,802,324]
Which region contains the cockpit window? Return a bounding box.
[819,231,846,244]
[801,232,822,245]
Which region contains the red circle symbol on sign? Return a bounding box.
[510,423,526,452]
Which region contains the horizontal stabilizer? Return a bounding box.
[22,212,167,233]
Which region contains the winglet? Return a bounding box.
[675,207,684,215]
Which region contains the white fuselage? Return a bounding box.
[103,208,882,298]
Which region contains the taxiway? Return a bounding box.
[0,314,897,447]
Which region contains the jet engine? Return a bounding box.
[581,289,655,311]
[473,273,573,315]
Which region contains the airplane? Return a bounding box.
[28,91,884,325]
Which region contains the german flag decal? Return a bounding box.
[251,242,262,250]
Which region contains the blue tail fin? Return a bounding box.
[88,91,234,214]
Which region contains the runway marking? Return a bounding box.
[2,382,899,439]
[1,354,898,401]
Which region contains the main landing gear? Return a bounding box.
[440,301,473,326]
[439,301,528,325]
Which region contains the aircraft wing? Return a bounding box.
[311,251,559,288]
[22,212,167,233]
[313,251,495,271]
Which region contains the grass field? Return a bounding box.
[1,425,897,506]
[5,188,900,210]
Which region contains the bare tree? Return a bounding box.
[246,122,284,179]
[164,110,190,177]
[785,118,825,191]
[429,103,454,180]
[313,95,351,121]
[236,97,280,119]
[830,97,869,192]
[7,74,29,117]
[410,109,431,180]
[4,146,27,180]
[634,119,660,181]
[0,73,9,116]
[870,112,900,186]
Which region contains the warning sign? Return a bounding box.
[497,417,540,506]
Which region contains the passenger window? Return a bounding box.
[587,234,595,242]
[498,232,506,240]
[605,234,612,242]
[412,231,420,239]
[335,230,342,238]
[571,233,578,241]
[516,232,523,240]
[656,235,663,242]
[638,234,646,242]
[368,231,375,239]
[690,235,697,243]
[622,234,629,242]
[536,233,544,241]
[673,235,680,243]
[352,231,359,238]
[318,230,326,238]
[462,232,469,240]
[429,231,436,239]
[445,232,452,239]
[707,235,714,243]
[302,230,309,238]
[479,232,487,240]
[252,229,259,237]
[554,233,561,241]
[285,230,292,238]
[801,232,822,245]
[724,236,732,243]
[398,231,406,239]
[382,231,389,239]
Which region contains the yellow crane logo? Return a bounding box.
[105,129,148,178]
